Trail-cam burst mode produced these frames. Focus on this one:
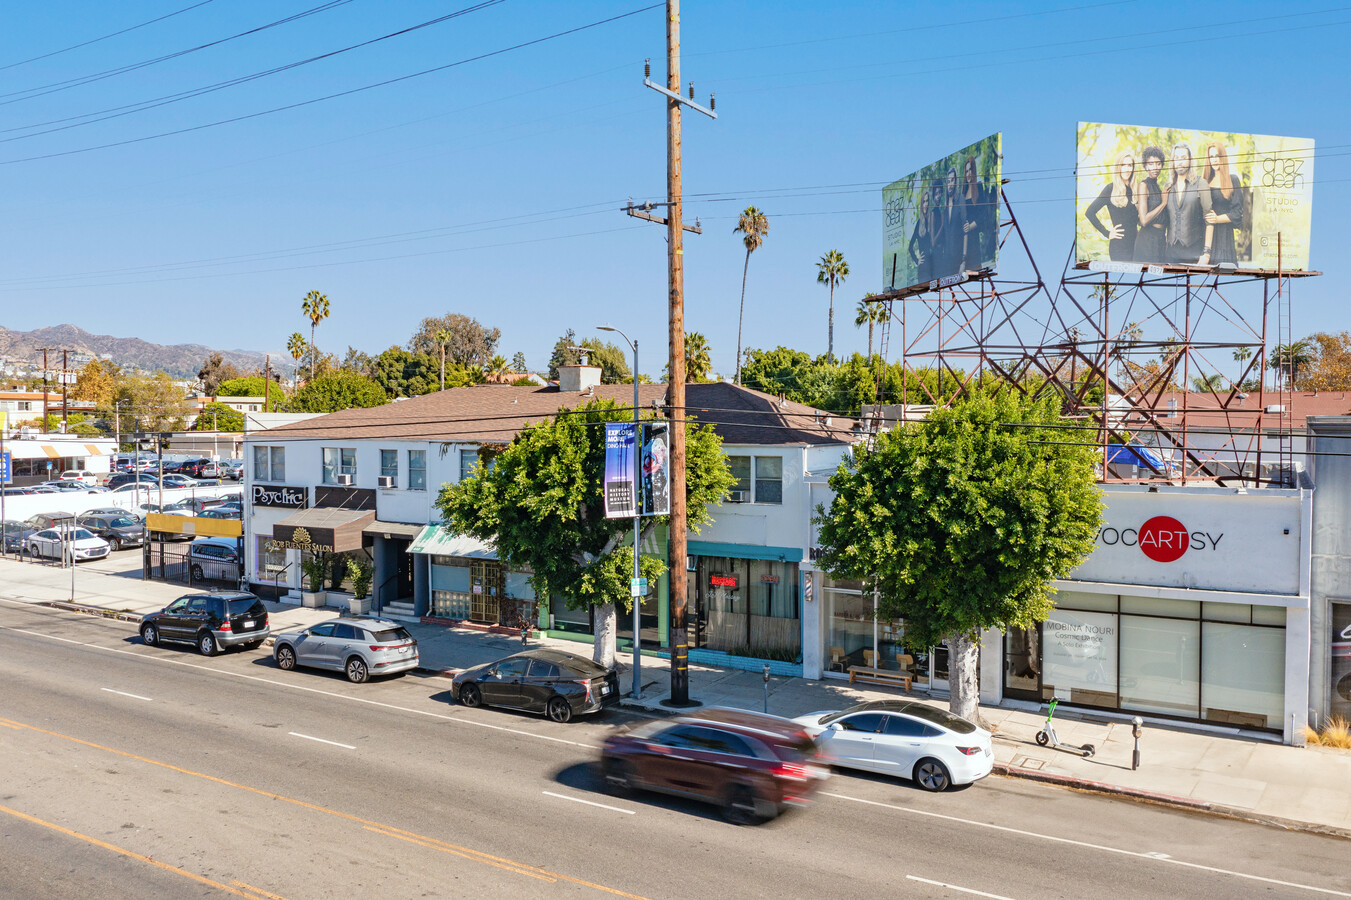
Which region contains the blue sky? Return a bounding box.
[0,1,1345,378]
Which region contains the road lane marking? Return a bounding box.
[364,826,557,882]
[0,803,284,900]
[825,792,1351,898]
[0,715,652,900]
[907,874,1015,899]
[232,880,296,900]
[288,731,355,750]
[0,618,595,749]
[101,688,153,701]
[542,790,636,815]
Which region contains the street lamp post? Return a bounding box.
[598,325,643,700]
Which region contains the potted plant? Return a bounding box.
[300,552,328,608]
[347,557,374,615]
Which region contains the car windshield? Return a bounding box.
[72,528,96,540]
[370,627,413,643]
[109,517,136,527]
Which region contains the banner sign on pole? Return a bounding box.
[641,422,670,516]
[0,451,10,485]
[604,422,638,519]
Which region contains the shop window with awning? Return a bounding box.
[270,507,375,554]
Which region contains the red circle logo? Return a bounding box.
[1138,516,1189,563]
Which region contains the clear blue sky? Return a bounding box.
[1,1,1345,377]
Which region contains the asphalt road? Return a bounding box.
[1,599,1348,900]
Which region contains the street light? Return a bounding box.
[597,325,643,700]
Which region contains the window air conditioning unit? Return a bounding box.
[336,474,354,486]
[377,475,395,489]
[727,490,748,503]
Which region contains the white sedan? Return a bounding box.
[793,700,993,792]
[23,527,111,562]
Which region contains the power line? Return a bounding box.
[0,1,216,72]
[0,4,664,166]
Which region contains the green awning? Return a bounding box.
[409,524,497,559]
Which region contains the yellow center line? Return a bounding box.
[0,715,654,900]
[0,803,279,900]
[363,826,557,882]
[231,881,292,900]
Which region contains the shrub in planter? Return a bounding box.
[300,552,329,594]
[348,557,374,600]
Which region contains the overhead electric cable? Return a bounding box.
[0,1,216,72]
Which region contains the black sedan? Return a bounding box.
[450,648,620,723]
[76,513,147,551]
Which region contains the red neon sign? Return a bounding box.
[710,575,737,588]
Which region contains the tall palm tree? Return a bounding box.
[685,332,713,383]
[287,332,306,390]
[732,206,769,385]
[854,295,887,358]
[816,250,849,365]
[434,328,452,390]
[488,354,508,382]
[1269,339,1315,389]
[301,290,331,379]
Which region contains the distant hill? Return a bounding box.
[0,324,291,380]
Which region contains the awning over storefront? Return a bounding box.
[271,507,375,553]
[363,520,424,540]
[408,524,497,559]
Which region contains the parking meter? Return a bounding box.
[762,664,770,713]
[1131,716,1144,770]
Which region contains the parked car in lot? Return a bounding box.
[2,520,35,553]
[450,648,620,723]
[81,506,143,523]
[76,513,147,551]
[221,459,244,480]
[273,616,419,684]
[140,591,269,656]
[23,526,110,561]
[792,700,993,792]
[59,469,99,485]
[160,473,199,488]
[40,480,90,493]
[25,512,77,531]
[600,708,830,824]
[164,496,228,515]
[197,507,240,520]
[107,473,159,490]
[187,537,241,581]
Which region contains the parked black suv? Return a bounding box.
[76,513,147,551]
[140,592,270,656]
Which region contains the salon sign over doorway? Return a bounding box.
[1096,515,1223,563]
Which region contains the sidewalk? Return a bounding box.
[4,555,1350,837]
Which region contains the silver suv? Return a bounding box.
[272,616,419,684]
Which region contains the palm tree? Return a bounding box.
[301,290,331,379]
[1269,339,1315,389]
[434,328,452,390]
[854,295,887,358]
[685,332,713,383]
[732,206,769,385]
[287,332,307,390]
[816,250,849,364]
[488,354,508,382]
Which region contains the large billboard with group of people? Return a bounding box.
[1075,121,1314,271]
[881,133,1002,293]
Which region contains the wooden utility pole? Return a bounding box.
[264,355,271,413]
[665,0,690,705]
[61,350,69,430]
[37,348,55,432]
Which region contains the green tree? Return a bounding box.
[409,313,500,367]
[72,358,120,408]
[547,329,632,384]
[192,401,246,432]
[816,249,849,365]
[197,352,241,395]
[854,295,887,358]
[1269,338,1316,389]
[301,290,331,379]
[287,332,307,390]
[815,390,1102,721]
[487,355,509,381]
[437,399,734,666]
[340,346,372,375]
[733,205,770,385]
[685,332,713,383]
[510,351,528,374]
[288,371,387,413]
[369,346,456,399]
[114,372,194,434]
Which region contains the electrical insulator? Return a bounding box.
[688,82,694,99]
[710,93,715,111]
[644,59,650,79]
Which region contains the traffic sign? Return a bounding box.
[630,577,648,597]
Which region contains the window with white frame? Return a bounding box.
[253,445,286,482]
[460,448,493,480]
[322,447,356,484]
[753,456,783,504]
[408,449,427,491]
[256,535,287,581]
[727,456,751,502]
[380,449,398,487]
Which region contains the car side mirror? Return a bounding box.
[827,723,841,732]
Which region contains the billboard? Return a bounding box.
[604,422,670,518]
[882,133,1001,293]
[1076,122,1313,270]
[603,423,637,519]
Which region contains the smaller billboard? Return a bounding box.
[603,423,637,519]
[1076,122,1314,270]
[882,133,1002,293]
[604,422,670,519]
[641,422,670,516]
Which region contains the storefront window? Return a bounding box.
[1332,602,1351,722]
[1042,609,1119,707]
[1202,622,1284,728]
[694,556,800,657]
[1120,616,1200,718]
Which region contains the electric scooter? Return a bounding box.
[1035,698,1095,758]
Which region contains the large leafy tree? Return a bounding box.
[816,390,1102,722]
[816,249,850,365]
[1301,332,1351,391]
[301,290,331,379]
[733,206,769,386]
[114,372,195,433]
[288,371,387,413]
[370,346,471,399]
[409,313,500,367]
[72,359,120,407]
[438,399,734,666]
[192,401,246,432]
[197,352,241,394]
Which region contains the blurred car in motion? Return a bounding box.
[600,708,830,824]
[450,648,619,723]
[792,700,992,792]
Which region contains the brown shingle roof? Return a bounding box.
[256,382,858,446]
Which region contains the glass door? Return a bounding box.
[1004,625,1042,701]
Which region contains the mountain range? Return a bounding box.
[0,324,289,380]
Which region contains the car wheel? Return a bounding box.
[276,645,296,670]
[914,758,952,792]
[110,538,121,552]
[546,696,574,724]
[603,758,635,796]
[345,657,369,684]
[197,631,217,656]
[141,624,159,646]
[459,683,482,708]
[190,565,203,581]
[722,783,762,825]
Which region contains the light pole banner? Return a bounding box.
[604,422,637,519]
[641,422,670,516]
